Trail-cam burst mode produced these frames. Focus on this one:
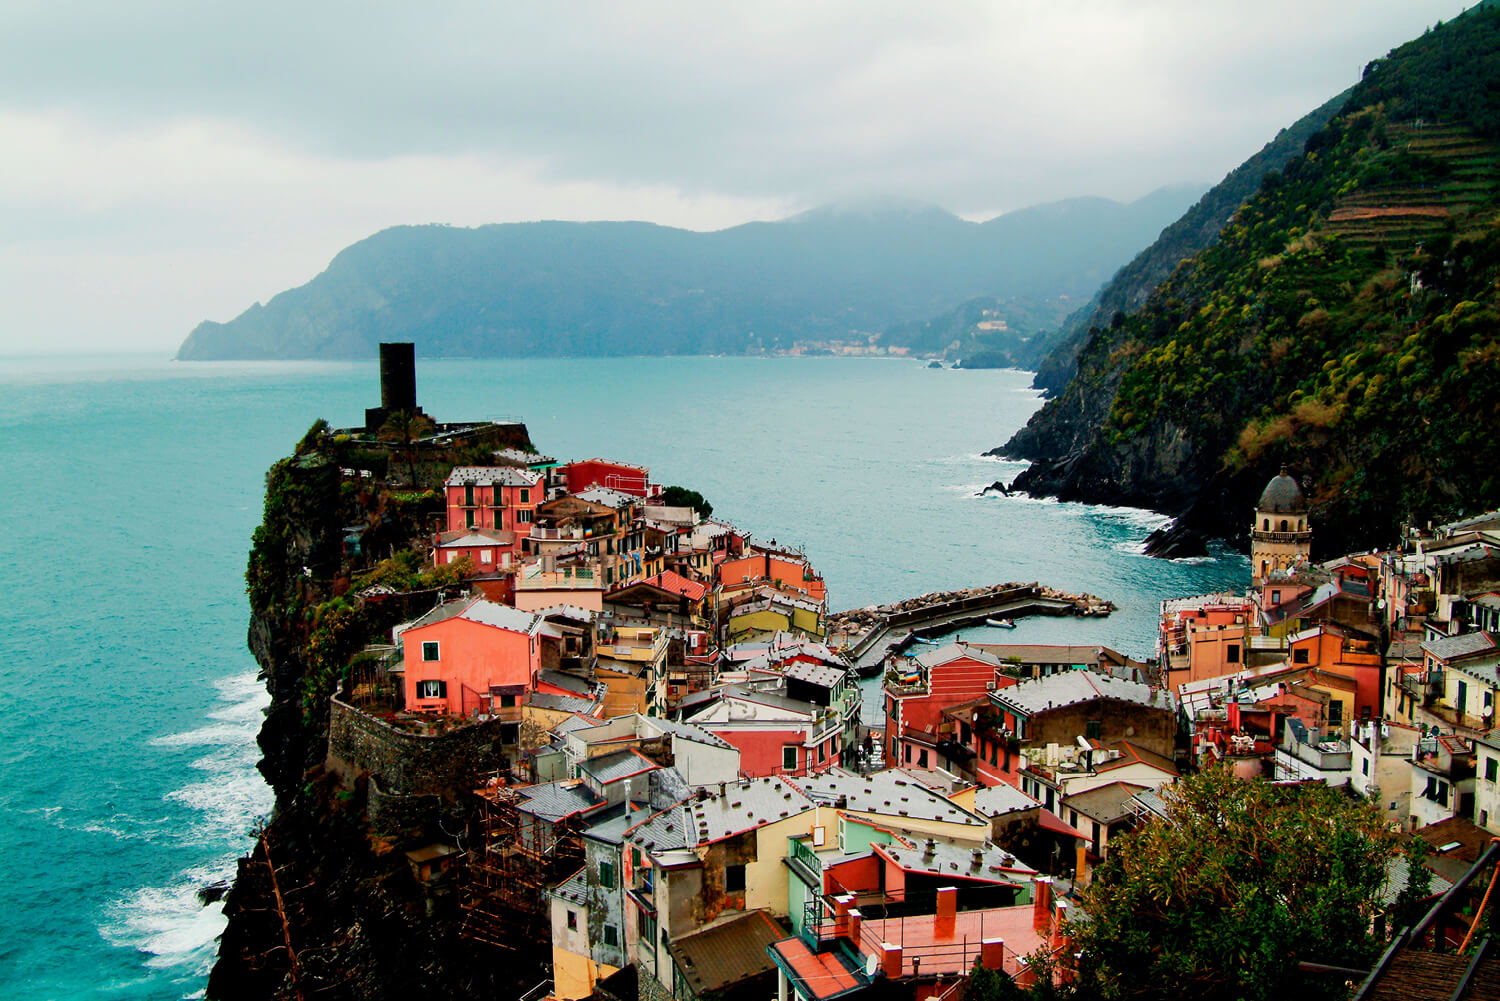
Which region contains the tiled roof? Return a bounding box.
[638,716,735,751]
[875,839,1032,881]
[580,749,660,786]
[492,447,554,465]
[528,691,601,715]
[1423,632,1497,662]
[684,777,813,843]
[790,769,988,828]
[575,486,636,508]
[971,783,1041,819]
[914,643,1006,670]
[1099,741,1179,777]
[406,596,539,636]
[781,659,846,689]
[643,570,708,602]
[626,802,692,853]
[1061,782,1147,824]
[992,670,1171,715]
[666,909,783,996]
[445,465,542,487]
[552,713,604,739]
[550,866,588,907]
[436,528,515,548]
[515,780,607,823]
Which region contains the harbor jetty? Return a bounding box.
[829,581,1114,674]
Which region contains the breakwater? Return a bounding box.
[829,582,1115,674]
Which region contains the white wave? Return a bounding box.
[102,671,272,991]
[99,863,232,976]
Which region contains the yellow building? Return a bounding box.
[1251,466,1313,583]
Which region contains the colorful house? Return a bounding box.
[718,549,827,604]
[561,458,653,499]
[396,598,543,724]
[884,643,1010,770]
[680,684,844,777]
[444,466,543,542]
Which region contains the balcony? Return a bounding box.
[515,566,602,591]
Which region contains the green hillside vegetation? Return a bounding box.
[1028,91,1350,395]
[1002,5,1500,555]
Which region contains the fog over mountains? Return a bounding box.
[176,187,1204,360]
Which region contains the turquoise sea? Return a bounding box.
[0,354,1245,999]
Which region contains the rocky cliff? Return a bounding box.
[210,424,538,1001]
[994,5,1500,559]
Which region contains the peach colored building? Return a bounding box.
[398,597,543,715]
[1159,593,1256,687]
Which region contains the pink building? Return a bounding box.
[398,597,543,716]
[884,643,1012,769]
[444,466,543,545]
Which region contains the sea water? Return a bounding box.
[0,354,1244,999]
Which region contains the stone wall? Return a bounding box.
[327,694,508,799]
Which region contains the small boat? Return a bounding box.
[986,618,1017,629]
[912,635,939,644]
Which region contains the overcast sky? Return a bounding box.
[0,1,1472,354]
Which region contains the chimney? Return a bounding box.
[935,886,957,936]
[847,908,862,944]
[833,894,854,936]
[1052,899,1071,955]
[1033,876,1054,935]
[881,942,903,979]
[980,938,1006,970]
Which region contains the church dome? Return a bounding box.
[1257,467,1308,514]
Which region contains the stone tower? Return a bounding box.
[1251,465,1312,583]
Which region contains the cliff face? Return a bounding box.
[994,6,1500,558]
[211,429,539,1001]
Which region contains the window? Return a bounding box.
[602,924,618,947]
[599,860,616,888]
[446,551,457,563]
[1329,701,1343,726]
[631,847,641,868]
[918,749,928,768]
[1487,758,1498,783]
[422,641,440,661]
[465,509,475,528]
[567,910,577,930]
[1458,680,1468,715]
[465,484,474,506]
[1227,644,1241,664]
[818,743,826,763]
[1271,590,1281,604]
[1293,648,1310,664]
[1085,720,1101,740]
[520,488,530,503]
[1362,759,1369,776]
[416,680,446,699]
[903,745,911,763]
[480,549,492,564]
[1280,519,1288,532]
[499,694,516,708]
[785,746,799,770]
[725,864,746,893]
[519,510,533,524]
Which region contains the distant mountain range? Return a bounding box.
[175,189,1204,361]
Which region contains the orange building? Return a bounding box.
[560,458,653,498]
[398,597,543,716]
[718,549,827,604]
[1286,622,1382,723]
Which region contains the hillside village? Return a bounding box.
[231,344,1500,1001]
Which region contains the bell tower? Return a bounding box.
[1251,466,1312,583]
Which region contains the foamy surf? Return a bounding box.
[101,671,271,992]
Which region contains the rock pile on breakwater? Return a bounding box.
[827,581,1115,637]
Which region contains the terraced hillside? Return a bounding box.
[999,4,1500,558]
[1322,122,1500,251]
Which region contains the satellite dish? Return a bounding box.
[866,954,879,977]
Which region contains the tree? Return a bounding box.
[660,485,712,519]
[1071,769,1396,1001]
[377,410,437,485]
[1389,837,1434,934]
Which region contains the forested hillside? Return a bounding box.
[998,5,1500,558]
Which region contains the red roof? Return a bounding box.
[646,570,708,602]
[1037,808,1088,840]
[769,937,863,1000]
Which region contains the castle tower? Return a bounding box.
[1251,466,1311,583]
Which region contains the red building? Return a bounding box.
[884,643,1011,769]
[444,466,543,546]
[680,684,842,777]
[561,458,654,499]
